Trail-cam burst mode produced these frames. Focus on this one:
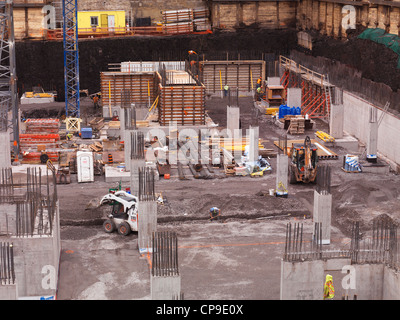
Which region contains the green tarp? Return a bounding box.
[358,28,400,68]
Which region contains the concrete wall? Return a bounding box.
[151,275,181,300]
[0,284,18,300]
[343,91,400,170]
[13,203,60,299]
[281,258,400,300]
[280,259,325,300]
[383,265,400,300]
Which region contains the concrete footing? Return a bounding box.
[361,160,390,174]
[130,159,146,196]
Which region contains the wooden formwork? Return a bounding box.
[200,60,265,93]
[100,72,159,108]
[159,84,206,126]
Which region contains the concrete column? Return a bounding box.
[367,120,378,162]
[138,200,157,253]
[287,88,302,107]
[0,132,11,167]
[248,126,259,163]
[151,275,181,300]
[313,190,332,245]
[120,107,132,171]
[276,154,289,196]
[329,103,344,139]
[227,106,240,134]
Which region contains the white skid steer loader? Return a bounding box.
[99,190,139,236]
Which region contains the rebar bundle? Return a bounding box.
[351,219,399,267]
[0,168,58,237]
[130,131,145,159]
[151,231,179,277]
[138,167,155,201]
[316,165,331,195]
[0,242,15,285]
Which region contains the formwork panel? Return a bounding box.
[100,72,158,108]
[159,85,205,126]
[201,60,265,93]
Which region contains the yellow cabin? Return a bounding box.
[77,11,126,36]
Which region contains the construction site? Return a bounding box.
[0,0,400,304]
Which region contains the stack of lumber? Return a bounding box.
[286,115,305,134]
[89,141,103,152]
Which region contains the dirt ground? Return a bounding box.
[52,95,400,300]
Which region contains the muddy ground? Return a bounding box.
[52,95,400,300]
[57,95,400,238]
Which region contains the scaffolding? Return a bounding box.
[279,55,334,119]
[0,1,19,155]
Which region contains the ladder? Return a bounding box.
[323,74,332,121]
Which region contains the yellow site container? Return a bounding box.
[77,11,126,35]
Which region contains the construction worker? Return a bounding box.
[256,76,262,89]
[223,84,229,97]
[209,207,221,220]
[323,274,335,300]
[256,86,263,101]
[92,94,100,110]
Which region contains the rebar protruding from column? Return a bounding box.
[151,231,179,277]
[0,242,15,285]
[316,165,331,195]
[369,106,378,123]
[131,131,145,160]
[138,167,155,202]
[278,134,288,155]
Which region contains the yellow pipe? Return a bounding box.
[250,70,253,90]
[149,95,159,112]
[219,70,222,90]
[108,81,112,117]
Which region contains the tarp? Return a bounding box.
[358,28,400,68]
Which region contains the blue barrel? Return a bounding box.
[279,105,285,119]
[296,107,301,115]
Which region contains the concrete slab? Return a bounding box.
[360,160,390,174]
[323,133,359,153]
[105,165,131,183]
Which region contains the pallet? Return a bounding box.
[341,168,361,173]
